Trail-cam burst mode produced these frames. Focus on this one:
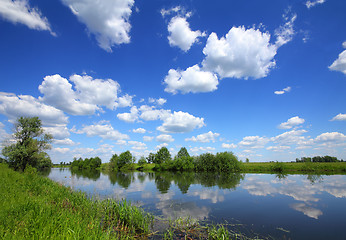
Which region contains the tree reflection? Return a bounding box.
[306,174,324,184]
[71,168,100,180]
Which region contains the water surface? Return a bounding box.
[48,168,346,239]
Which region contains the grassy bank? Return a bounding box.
[0,164,153,239]
[241,161,346,174]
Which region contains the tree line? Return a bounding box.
[71,157,102,170]
[296,156,343,163]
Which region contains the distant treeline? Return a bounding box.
[71,157,102,169]
[106,147,241,172]
[296,156,343,163]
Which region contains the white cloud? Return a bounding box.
[0,92,68,126]
[185,131,220,143]
[156,143,168,149]
[275,12,296,47]
[271,129,308,145]
[43,125,70,140]
[190,146,215,153]
[148,97,166,106]
[143,136,154,142]
[157,111,205,133]
[306,0,326,9]
[164,64,218,94]
[221,143,237,149]
[139,105,171,121]
[290,203,322,219]
[75,122,129,141]
[202,27,277,80]
[132,128,146,133]
[167,16,205,52]
[266,145,291,152]
[275,86,291,95]
[329,42,346,75]
[52,147,70,154]
[278,116,305,129]
[0,0,54,34]
[331,113,346,121]
[128,141,147,150]
[39,74,129,115]
[160,6,183,17]
[61,0,134,52]
[314,132,346,143]
[156,134,174,143]
[238,136,269,149]
[53,138,78,146]
[117,106,139,122]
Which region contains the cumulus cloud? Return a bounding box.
[329,42,346,75]
[117,106,139,122]
[271,129,308,145]
[164,65,218,94]
[274,86,291,95]
[0,0,54,34]
[221,143,237,149]
[185,131,220,143]
[157,111,205,133]
[0,92,68,126]
[52,147,70,154]
[167,16,205,52]
[306,0,326,9]
[128,141,147,150]
[266,145,291,152]
[75,122,129,141]
[39,74,130,115]
[190,146,215,153]
[53,138,78,146]
[148,97,166,106]
[156,134,174,143]
[139,105,171,121]
[132,128,146,133]
[278,116,305,129]
[143,136,154,142]
[43,125,70,140]
[331,113,346,121]
[61,0,134,52]
[238,136,269,149]
[314,132,346,143]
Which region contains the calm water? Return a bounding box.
[47,168,346,239]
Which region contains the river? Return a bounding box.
[47,168,346,239]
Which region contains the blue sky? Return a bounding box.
[0,0,345,163]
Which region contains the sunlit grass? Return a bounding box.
[0,163,153,239]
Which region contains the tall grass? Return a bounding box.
[0,163,153,239]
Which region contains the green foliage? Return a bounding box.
[138,156,147,166]
[118,151,134,169]
[71,156,102,170]
[176,147,190,159]
[0,164,153,239]
[296,155,341,162]
[194,152,241,172]
[154,147,171,165]
[146,153,155,164]
[270,161,285,173]
[2,117,52,170]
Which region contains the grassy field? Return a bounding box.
[0,163,153,239]
[240,161,346,174]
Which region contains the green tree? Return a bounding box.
[154,147,171,165]
[2,117,52,170]
[138,156,147,166]
[146,153,155,164]
[118,151,133,169]
[176,147,190,159]
[109,153,119,170]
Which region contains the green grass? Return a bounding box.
[0,163,153,239]
[241,162,346,174]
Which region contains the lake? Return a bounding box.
[47,168,346,239]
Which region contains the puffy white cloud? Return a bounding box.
[314,132,346,143]
[202,27,277,80]
[164,65,218,94]
[132,128,146,133]
[148,97,166,106]
[143,136,154,142]
[61,0,134,52]
[278,116,305,129]
[39,74,129,115]
[128,141,147,150]
[157,111,205,133]
[190,146,215,153]
[185,131,220,143]
[0,92,68,126]
[156,134,174,143]
[275,86,291,95]
[221,143,237,149]
[43,125,70,140]
[306,0,326,9]
[329,42,346,75]
[117,106,139,122]
[238,136,269,149]
[139,105,171,121]
[156,143,168,149]
[52,147,70,154]
[290,203,323,219]
[271,129,308,145]
[0,0,54,34]
[331,113,346,121]
[266,145,291,152]
[75,122,129,140]
[167,16,205,52]
[53,138,78,146]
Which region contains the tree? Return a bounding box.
[118,151,133,169]
[146,153,155,164]
[176,147,190,159]
[154,147,171,165]
[138,156,147,166]
[2,117,52,170]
